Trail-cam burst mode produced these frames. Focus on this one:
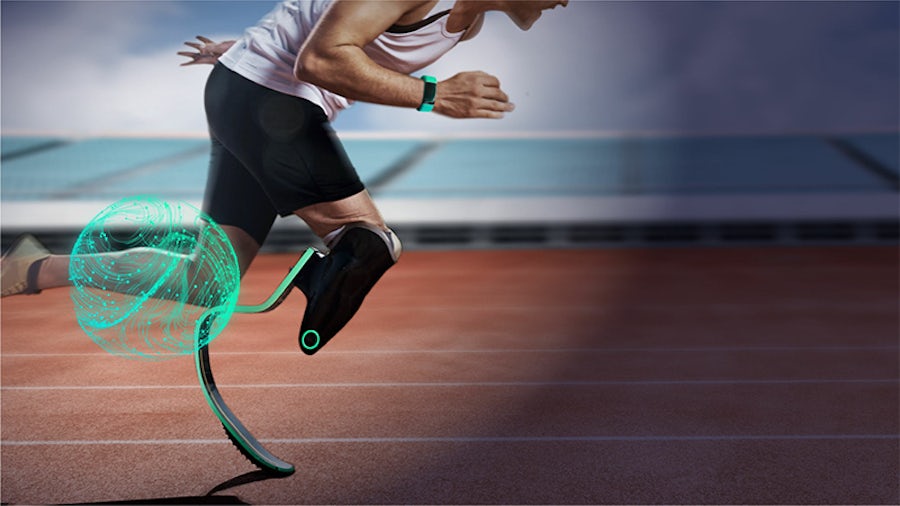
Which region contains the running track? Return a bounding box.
[2,247,898,504]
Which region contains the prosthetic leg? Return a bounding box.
[195,224,399,474]
[195,249,316,475]
[292,223,401,355]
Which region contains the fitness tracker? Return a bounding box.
[417,75,437,112]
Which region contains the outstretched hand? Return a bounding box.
[178,36,235,66]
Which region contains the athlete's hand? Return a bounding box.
[178,36,235,66]
[434,71,515,119]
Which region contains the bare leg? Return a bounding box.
[219,225,263,275]
[34,225,261,303]
[294,190,387,238]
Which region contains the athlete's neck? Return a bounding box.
[448,0,494,34]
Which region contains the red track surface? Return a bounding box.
[2,247,898,504]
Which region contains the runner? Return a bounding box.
[2,0,568,354]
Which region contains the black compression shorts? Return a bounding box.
[201,63,365,245]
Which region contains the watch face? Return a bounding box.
[420,76,437,111]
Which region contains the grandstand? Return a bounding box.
[1,131,897,252]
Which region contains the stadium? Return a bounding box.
[1,1,898,504]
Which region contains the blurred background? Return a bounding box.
[1,3,897,503]
[1,0,897,248]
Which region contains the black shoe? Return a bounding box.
[293,227,395,355]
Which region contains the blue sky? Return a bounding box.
[1,0,897,136]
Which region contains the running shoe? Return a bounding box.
[1,234,50,297]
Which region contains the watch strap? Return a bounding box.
[417,75,437,112]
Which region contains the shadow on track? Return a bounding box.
[59,470,288,505]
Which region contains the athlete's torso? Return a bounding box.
[219,0,465,121]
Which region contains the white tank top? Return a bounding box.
[219,0,463,121]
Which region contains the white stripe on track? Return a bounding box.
[2,345,898,358]
[2,434,897,446]
[2,378,897,391]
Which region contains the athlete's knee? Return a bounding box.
[322,222,401,262]
[293,221,399,302]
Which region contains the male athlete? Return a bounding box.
[2,0,567,354]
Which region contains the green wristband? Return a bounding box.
[417,75,437,112]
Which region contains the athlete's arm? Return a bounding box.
[295,0,514,119]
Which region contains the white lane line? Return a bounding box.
[2,379,897,391]
[2,345,898,358]
[323,345,900,354]
[2,434,897,446]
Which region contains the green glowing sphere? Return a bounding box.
[69,196,240,361]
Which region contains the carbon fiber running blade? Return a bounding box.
[197,342,294,475]
[193,250,317,475]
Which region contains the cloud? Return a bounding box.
[2,1,896,136]
[1,1,220,135]
[1,47,214,135]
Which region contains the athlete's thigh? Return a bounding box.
[205,64,364,218]
[202,136,277,269]
[293,190,386,238]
